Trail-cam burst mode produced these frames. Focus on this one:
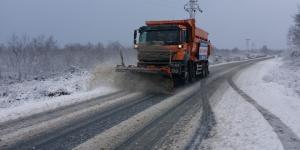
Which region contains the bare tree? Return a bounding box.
[232,47,240,53]
[106,41,123,55]
[7,35,31,80]
[0,34,131,82]
[30,36,58,75]
[0,43,4,79]
[288,7,300,58]
[260,45,269,54]
[95,42,105,61]
[4,35,60,81]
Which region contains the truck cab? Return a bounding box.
[115,19,211,91]
[133,19,212,83]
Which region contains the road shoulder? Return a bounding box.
[200,82,284,150]
[235,58,300,137]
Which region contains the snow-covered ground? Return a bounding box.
[264,58,300,96]
[0,69,118,123]
[0,71,91,108]
[201,83,284,150]
[202,58,300,149]
[3,55,297,149]
[236,58,300,137]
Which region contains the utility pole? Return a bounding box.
[184,0,203,19]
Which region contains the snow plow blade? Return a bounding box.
[115,65,174,93]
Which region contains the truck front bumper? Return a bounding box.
[115,65,172,77]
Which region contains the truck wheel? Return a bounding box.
[204,65,208,77]
[206,66,210,76]
[175,72,189,85]
[202,70,206,78]
[189,62,196,83]
[184,71,190,85]
[207,67,210,75]
[201,65,206,78]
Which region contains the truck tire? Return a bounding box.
[202,69,206,78]
[184,71,190,85]
[174,70,189,86]
[200,64,206,78]
[204,65,208,78]
[206,65,210,76]
[188,62,196,83]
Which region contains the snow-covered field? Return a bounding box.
[0,69,118,123]
[0,71,90,108]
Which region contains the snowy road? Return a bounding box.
[1,58,289,150]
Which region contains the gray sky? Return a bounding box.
[0,0,299,49]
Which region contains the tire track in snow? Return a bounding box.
[16,94,166,150]
[0,91,126,135]
[228,78,300,150]
[184,77,219,150]
[0,92,147,150]
[185,62,257,150]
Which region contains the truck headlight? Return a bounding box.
[134,44,139,49]
[178,44,183,49]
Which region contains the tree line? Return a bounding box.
[0,35,135,83]
[288,7,300,58]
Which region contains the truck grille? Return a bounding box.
[138,50,171,62]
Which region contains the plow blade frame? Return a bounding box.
[115,65,174,93]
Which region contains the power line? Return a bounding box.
[184,0,203,19]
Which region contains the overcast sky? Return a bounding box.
[0,0,299,49]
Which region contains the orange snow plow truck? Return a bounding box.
[116,19,212,91]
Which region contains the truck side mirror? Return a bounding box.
[134,30,137,45]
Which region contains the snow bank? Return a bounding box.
[236,58,300,137]
[0,70,118,123]
[264,58,300,96]
[0,86,117,123]
[201,84,283,150]
[0,71,91,108]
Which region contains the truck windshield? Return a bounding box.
[139,30,179,45]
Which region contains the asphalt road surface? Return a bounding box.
[0,58,267,150]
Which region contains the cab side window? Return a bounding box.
[182,30,190,43]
